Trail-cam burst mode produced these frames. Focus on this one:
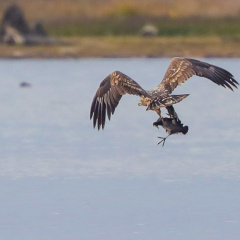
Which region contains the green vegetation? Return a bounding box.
[46,17,240,37]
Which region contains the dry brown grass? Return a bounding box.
[0,0,240,25]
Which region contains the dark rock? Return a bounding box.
[33,22,48,37]
[0,4,30,36]
[0,4,64,46]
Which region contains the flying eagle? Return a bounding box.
[90,57,238,130]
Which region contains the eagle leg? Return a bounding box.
[155,108,162,118]
[166,106,178,119]
[157,134,171,147]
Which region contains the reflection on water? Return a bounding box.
[0,59,240,240]
[0,58,239,179]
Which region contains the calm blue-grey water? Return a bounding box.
[0,58,240,240]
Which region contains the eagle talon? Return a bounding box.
[167,113,176,119]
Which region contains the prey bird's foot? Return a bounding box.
[157,136,167,147]
[157,134,171,147]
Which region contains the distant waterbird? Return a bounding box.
[20,81,31,88]
[90,57,238,130]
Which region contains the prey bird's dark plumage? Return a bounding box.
[153,117,189,146]
[90,57,238,130]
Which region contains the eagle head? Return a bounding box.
[138,97,150,106]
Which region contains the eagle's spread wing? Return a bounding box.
[157,57,238,94]
[90,71,149,130]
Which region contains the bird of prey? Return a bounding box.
[90,57,238,130]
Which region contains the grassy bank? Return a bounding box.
[1,36,240,59]
[1,0,240,59]
[46,17,240,37]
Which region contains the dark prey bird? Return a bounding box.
[90,57,238,130]
[153,116,189,147]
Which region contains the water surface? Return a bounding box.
[0,58,239,239]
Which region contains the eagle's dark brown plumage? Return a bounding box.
[90,57,238,130]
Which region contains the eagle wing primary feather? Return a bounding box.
[157,57,239,94]
[90,71,149,130]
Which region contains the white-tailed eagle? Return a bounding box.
[90,57,238,130]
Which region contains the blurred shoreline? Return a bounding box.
[0,36,239,59]
[1,0,240,59]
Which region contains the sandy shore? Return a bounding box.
[0,36,239,58]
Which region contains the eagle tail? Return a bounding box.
[147,94,189,110]
[170,94,189,104]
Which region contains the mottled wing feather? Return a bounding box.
[157,57,239,94]
[90,71,149,130]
